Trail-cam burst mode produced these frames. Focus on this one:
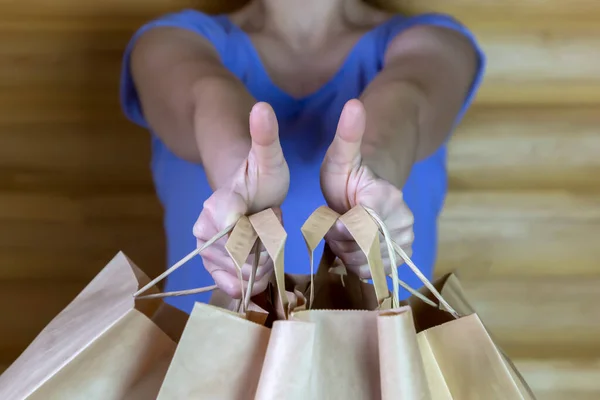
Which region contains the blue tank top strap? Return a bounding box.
[119,10,232,129]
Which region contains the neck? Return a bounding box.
[256,0,360,49]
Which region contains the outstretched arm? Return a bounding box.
[359,24,480,188]
[130,27,255,189]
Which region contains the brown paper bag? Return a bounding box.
[155,206,430,400]
[402,273,537,399]
[0,252,188,400]
[299,207,536,399]
[154,205,536,399]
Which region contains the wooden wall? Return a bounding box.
[2,1,600,398]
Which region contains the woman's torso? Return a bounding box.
[120,9,474,313]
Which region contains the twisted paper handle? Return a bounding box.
[364,207,459,318]
[134,221,261,314]
[134,206,459,319]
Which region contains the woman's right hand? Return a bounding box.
[193,102,289,299]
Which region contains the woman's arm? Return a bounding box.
[130,27,255,189]
[359,25,479,188]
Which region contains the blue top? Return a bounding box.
[120,9,485,314]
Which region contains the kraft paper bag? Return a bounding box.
[0,252,187,400]
[157,206,431,400]
[300,206,536,399]
[281,205,430,399]
[403,273,537,400]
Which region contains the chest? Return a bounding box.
[246,32,368,98]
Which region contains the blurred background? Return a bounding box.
[1,1,599,398]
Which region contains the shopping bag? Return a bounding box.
[302,207,536,399]
[151,206,433,399]
[403,273,537,399]
[149,205,536,400]
[0,252,188,400]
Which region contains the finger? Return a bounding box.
[249,102,286,170]
[249,273,271,296]
[194,189,249,237]
[211,268,272,299]
[324,219,354,242]
[201,246,273,281]
[390,228,415,250]
[243,249,274,280]
[211,269,244,299]
[324,99,366,171]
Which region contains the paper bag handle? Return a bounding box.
[300,206,340,308]
[133,222,236,298]
[337,206,395,307]
[134,217,261,313]
[134,205,458,318]
[248,209,289,319]
[364,206,459,318]
[224,216,260,312]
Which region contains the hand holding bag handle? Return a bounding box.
[133,216,261,315]
[300,205,435,311]
[134,204,457,319]
[133,208,290,320]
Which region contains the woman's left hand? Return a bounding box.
[320,99,414,278]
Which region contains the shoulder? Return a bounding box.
[378,13,482,48]
[375,13,485,65]
[128,9,234,54]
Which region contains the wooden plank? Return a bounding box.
[515,358,600,400]
[4,105,597,193]
[460,276,600,360]
[1,188,599,280]
[382,0,600,20]
[0,193,161,223]
[437,191,600,277]
[0,281,89,364]
[1,106,599,192]
[0,169,154,195]
[0,221,165,280]
[0,0,245,18]
[443,191,600,222]
[0,91,122,124]
[438,219,600,277]
[3,106,600,191]
[449,107,600,191]
[0,124,150,177]
[0,193,165,279]
[0,250,164,281]
[475,25,600,106]
[2,0,600,20]
[2,18,600,106]
[0,221,164,253]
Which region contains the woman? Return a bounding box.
[121,0,485,313]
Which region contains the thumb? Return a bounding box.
[324,99,366,170]
[249,102,285,170]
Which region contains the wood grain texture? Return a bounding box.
[381,0,600,19]
[0,281,86,363]
[3,0,600,19]
[449,107,600,190]
[2,9,600,106]
[460,276,600,360]
[1,190,599,280]
[1,107,598,194]
[515,358,600,400]
[438,191,600,278]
